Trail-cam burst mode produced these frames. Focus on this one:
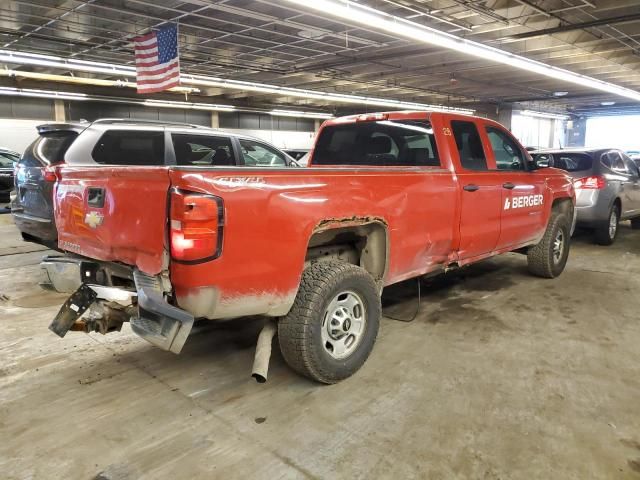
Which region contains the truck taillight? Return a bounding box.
[574,175,605,190]
[170,189,224,262]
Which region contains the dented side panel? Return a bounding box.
[168,168,458,318]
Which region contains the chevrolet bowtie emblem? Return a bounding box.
[84,210,104,229]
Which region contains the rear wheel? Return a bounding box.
[278,261,381,384]
[527,212,570,278]
[594,204,619,245]
[631,217,640,230]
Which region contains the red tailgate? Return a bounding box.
[54,166,171,274]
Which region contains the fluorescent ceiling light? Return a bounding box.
[143,99,235,112]
[519,110,569,120]
[281,0,640,103]
[0,49,474,114]
[270,109,333,119]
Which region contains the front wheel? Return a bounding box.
[594,204,619,245]
[527,212,570,278]
[278,261,381,384]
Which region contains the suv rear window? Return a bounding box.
[550,153,593,172]
[21,131,78,167]
[313,120,440,167]
[92,130,165,166]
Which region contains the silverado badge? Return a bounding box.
[84,211,104,229]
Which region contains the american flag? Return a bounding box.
[134,24,180,94]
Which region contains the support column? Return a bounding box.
[211,111,219,129]
[54,99,65,122]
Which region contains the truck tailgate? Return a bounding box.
[55,166,170,274]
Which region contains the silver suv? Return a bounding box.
[12,119,297,246]
[532,148,640,245]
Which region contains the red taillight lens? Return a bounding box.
[170,190,223,262]
[43,166,58,182]
[574,175,605,190]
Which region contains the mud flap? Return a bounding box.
[49,284,97,337]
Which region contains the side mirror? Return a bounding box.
[529,159,549,170]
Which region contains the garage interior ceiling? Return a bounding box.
[0,0,639,116]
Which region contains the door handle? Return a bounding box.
[463,184,479,192]
[502,182,515,190]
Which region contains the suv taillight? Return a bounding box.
[43,166,58,182]
[170,189,224,262]
[574,175,605,190]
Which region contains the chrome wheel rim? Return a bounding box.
[321,291,367,360]
[609,210,618,239]
[553,229,565,264]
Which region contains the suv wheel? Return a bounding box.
[631,217,640,230]
[527,211,570,278]
[278,261,381,384]
[595,204,619,245]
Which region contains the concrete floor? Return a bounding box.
[1,213,639,480]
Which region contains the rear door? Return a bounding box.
[449,119,502,260]
[483,125,547,249]
[620,152,640,216]
[55,128,171,274]
[604,151,636,217]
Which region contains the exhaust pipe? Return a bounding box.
[251,321,277,383]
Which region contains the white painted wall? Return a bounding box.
[0,119,43,154]
[224,128,316,150]
[586,116,640,150]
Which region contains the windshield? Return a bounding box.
[312,119,440,167]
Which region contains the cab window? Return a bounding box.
[451,120,487,171]
[239,139,287,167]
[312,120,440,167]
[486,127,525,171]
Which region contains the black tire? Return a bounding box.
[631,217,640,230]
[278,261,381,384]
[594,204,620,246]
[527,212,570,278]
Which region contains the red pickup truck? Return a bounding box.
[48,111,575,384]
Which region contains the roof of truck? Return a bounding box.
[322,110,480,126]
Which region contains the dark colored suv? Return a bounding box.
[12,119,297,247]
[0,148,20,203]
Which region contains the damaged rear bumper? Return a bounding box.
[48,260,194,354]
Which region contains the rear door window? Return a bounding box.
[451,120,487,171]
[621,152,640,177]
[172,134,235,166]
[239,139,287,167]
[92,130,165,166]
[313,120,440,167]
[485,127,525,171]
[601,151,627,174]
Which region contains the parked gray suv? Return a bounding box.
[12,119,297,247]
[532,148,640,245]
